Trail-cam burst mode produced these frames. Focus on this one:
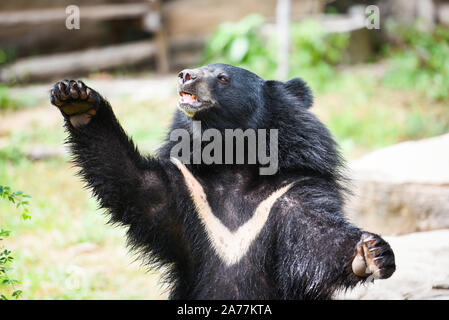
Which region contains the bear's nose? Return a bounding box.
[178,69,198,84]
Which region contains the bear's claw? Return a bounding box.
[50,80,98,116]
[352,232,396,280]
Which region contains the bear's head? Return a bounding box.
[169,63,340,177]
[177,64,312,129]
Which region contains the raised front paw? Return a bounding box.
[51,80,100,127]
[352,232,396,280]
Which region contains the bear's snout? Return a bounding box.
[178,69,200,85]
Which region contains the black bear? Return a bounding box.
[50,64,395,299]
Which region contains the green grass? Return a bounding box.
[0,69,448,299]
[312,72,449,158]
[0,96,174,300]
[0,85,39,111]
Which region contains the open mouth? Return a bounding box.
[178,91,204,117]
[179,91,202,106]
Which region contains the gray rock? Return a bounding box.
[345,133,449,235]
[336,229,449,300]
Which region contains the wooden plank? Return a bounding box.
[162,0,325,37]
[320,13,366,33]
[0,40,157,82]
[0,3,151,26]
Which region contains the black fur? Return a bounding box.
[53,64,394,299]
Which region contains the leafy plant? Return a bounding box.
[203,15,349,91]
[0,185,31,300]
[203,14,277,78]
[289,19,349,91]
[383,24,449,100]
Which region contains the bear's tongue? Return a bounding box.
[180,95,196,104]
[180,92,198,105]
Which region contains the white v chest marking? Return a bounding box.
[171,158,294,266]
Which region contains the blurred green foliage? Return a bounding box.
[289,20,348,91]
[0,85,40,111]
[0,146,25,164]
[203,15,349,91]
[323,77,449,156]
[0,48,16,65]
[203,15,449,157]
[0,97,172,299]
[203,15,276,78]
[0,47,36,111]
[0,186,31,300]
[0,85,19,111]
[383,25,449,100]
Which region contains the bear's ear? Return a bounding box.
[284,78,313,109]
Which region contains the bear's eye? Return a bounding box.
[217,74,229,84]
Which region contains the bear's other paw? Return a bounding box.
[352,232,396,280]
